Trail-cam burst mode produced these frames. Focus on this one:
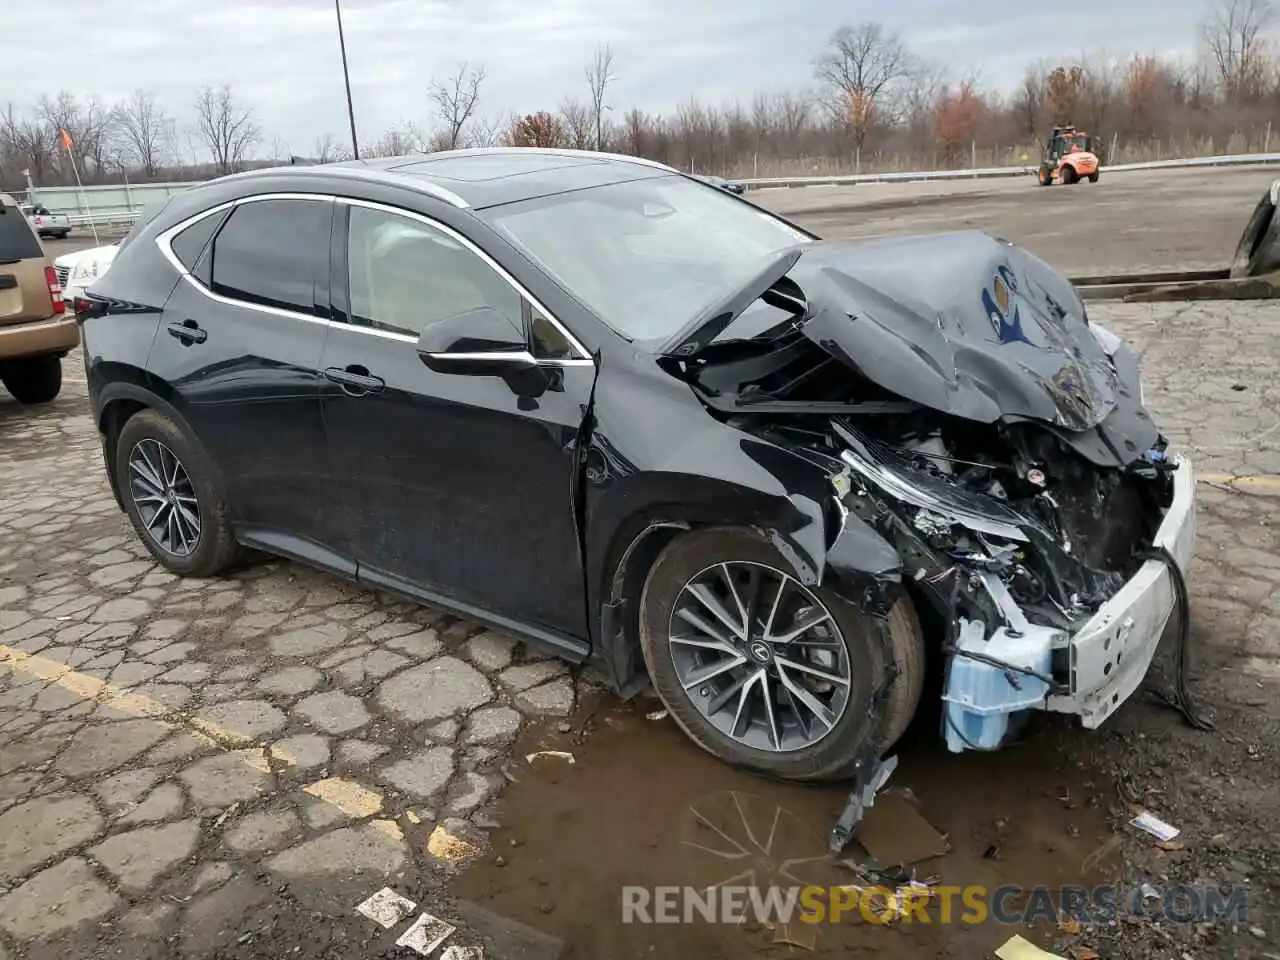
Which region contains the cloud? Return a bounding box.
[3,0,1226,156]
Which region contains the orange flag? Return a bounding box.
[58,128,72,152]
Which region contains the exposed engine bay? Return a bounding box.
[660,231,1195,766]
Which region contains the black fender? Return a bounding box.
[93,380,205,511]
[584,428,905,695]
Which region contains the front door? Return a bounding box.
[147,196,342,554]
[319,200,597,645]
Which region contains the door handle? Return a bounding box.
[324,365,385,397]
[167,320,207,345]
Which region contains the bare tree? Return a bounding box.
[429,63,486,149]
[559,98,592,149]
[364,123,423,158]
[1202,0,1275,100]
[1,104,55,183]
[813,23,909,159]
[112,90,172,177]
[40,92,113,180]
[312,134,341,163]
[193,85,261,175]
[467,114,505,148]
[1013,62,1048,137]
[585,42,617,150]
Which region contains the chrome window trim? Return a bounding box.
[155,193,332,327]
[153,192,595,367]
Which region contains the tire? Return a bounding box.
[1230,187,1280,278]
[114,408,242,577]
[1,354,62,404]
[1038,169,1052,187]
[1061,165,1077,185]
[1088,172,1100,183]
[637,526,924,782]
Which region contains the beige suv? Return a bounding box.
[0,192,76,403]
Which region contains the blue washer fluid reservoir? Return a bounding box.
[942,617,1057,752]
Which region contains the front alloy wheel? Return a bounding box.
[128,438,202,557]
[638,527,922,782]
[669,561,851,752]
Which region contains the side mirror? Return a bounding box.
[415,306,537,375]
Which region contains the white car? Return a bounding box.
[54,241,120,302]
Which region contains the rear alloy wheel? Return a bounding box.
[638,527,923,782]
[115,409,242,577]
[128,438,202,558]
[1,354,62,404]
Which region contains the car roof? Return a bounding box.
[223,148,682,210]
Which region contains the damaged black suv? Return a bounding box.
[80,148,1196,783]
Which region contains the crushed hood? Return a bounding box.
[788,233,1122,431]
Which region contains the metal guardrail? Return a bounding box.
[737,152,1280,189]
[39,151,1280,230]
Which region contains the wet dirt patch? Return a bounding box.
[455,694,1120,959]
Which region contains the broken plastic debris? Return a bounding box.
[525,750,575,765]
[855,793,949,866]
[440,947,484,960]
[427,823,477,862]
[994,934,1068,959]
[1139,883,1161,901]
[355,887,417,929]
[1129,811,1180,842]
[646,709,669,721]
[395,912,456,956]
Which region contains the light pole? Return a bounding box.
[335,0,360,160]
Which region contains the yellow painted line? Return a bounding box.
[0,645,401,839]
[1198,473,1280,493]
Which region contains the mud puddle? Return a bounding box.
[455,691,1123,959]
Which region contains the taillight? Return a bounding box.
[45,265,65,315]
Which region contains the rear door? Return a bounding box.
[148,195,344,560]
[0,205,51,325]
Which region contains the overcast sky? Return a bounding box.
[7,0,1230,155]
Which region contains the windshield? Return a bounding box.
[479,174,813,341]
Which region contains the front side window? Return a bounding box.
[207,198,331,315]
[346,205,523,340]
[479,173,813,342]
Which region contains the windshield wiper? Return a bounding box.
[658,246,804,359]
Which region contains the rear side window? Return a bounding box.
[207,198,331,316]
[170,208,230,286]
[0,207,42,260]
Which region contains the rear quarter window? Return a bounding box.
[0,207,43,260]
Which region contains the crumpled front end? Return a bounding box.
[829,416,1195,752]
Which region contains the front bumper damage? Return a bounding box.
[828,454,1196,853]
[1043,456,1196,727]
[939,455,1196,749]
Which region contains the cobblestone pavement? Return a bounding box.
[0,299,1278,959]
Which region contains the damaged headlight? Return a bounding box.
[835,442,1028,543]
